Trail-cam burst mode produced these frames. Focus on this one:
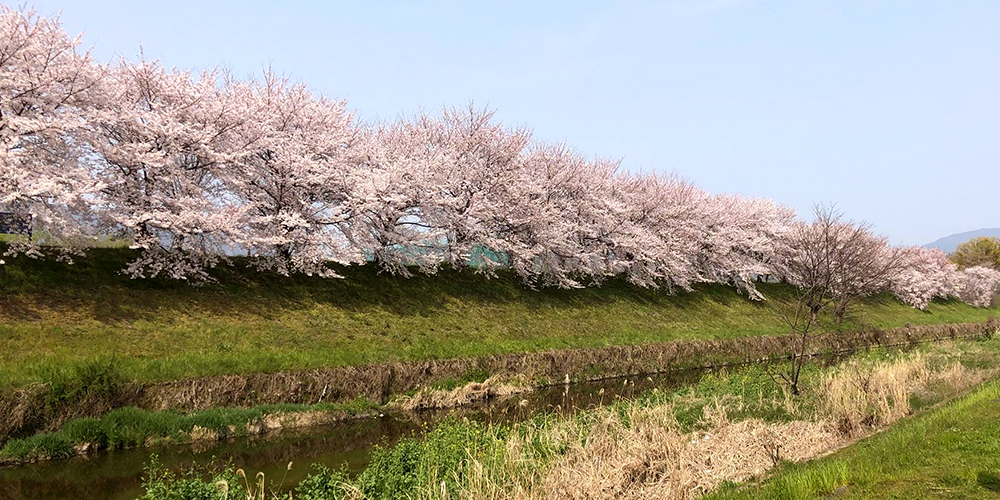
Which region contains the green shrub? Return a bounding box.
[356,419,502,500]
[294,465,352,500]
[42,356,126,409]
[357,438,423,499]
[62,417,109,448]
[0,398,379,461]
[138,456,235,500]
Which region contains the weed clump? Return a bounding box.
[818,352,988,436]
[42,357,128,410]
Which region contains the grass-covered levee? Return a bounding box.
[3,247,996,392]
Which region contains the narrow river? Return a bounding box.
[0,367,714,500]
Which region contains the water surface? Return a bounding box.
[0,366,717,499]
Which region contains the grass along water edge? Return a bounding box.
[0,398,379,464]
[132,338,1000,500]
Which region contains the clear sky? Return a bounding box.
[29,0,1000,245]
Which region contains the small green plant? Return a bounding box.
[42,356,126,409]
[356,418,504,500]
[138,455,236,500]
[293,464,354,500]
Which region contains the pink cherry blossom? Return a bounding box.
[1,6,995,312]
[0,6,100,259]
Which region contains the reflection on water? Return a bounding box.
[0,365,717,500]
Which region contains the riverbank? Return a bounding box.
[0,377,533,465]
[3,248,998,464]
[706,373,1000,499]
[126,338,1000,500]
[3,248,997,394]
[0,368,706,500]
[3,320,994,450]
[0,399,380,465]
[2,319,995,470]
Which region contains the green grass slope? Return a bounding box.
[707,376,1000,500]
[1,248,997,391]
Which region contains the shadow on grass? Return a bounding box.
[1,246,986,329]
[977,471,1000,492]
[0,246,779,322]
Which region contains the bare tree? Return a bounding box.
[774,205,890,395]
[772,210,833,396]
[828,221,903,324]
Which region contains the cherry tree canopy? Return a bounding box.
[0,6,994,311]
[0,6,99,257]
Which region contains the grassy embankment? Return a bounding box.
[130,338,1000,500]
[2,247,997,392]
[708,362,1000,499]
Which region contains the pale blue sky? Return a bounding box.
[30,0,1000,245]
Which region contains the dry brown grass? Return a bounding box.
[416,347,996,500]
[817,352,989,437]
[390,377,533,412]
[535,404,838,500]
[429,402,839,500]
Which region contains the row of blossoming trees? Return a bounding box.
[1,7,998,309]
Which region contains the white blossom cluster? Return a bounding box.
[1,7,996,308]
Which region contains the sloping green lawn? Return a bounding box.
[709,377,1000,500]
[1,248,997,390]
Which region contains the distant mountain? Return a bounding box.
[925,228,1000,254]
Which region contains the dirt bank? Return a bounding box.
[1,321,995,446]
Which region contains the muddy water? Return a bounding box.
[0,368,710,500]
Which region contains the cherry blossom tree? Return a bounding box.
[890,246,959,310]
[600,172,706,290]
[414,105,533,275]
[697,194,796,299]
[222,72,364,276]
[346,116,448,275]
[4,4,995,310]
[499,142,621,287]
[353,105,534,277]
[84,58,243,280]
[348,105,612,286]
[0,6,100,259]
[955,266,1000,308]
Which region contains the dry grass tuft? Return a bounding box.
[538,405,837,500]
[817,352,987,436]
[390,377,532,412]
